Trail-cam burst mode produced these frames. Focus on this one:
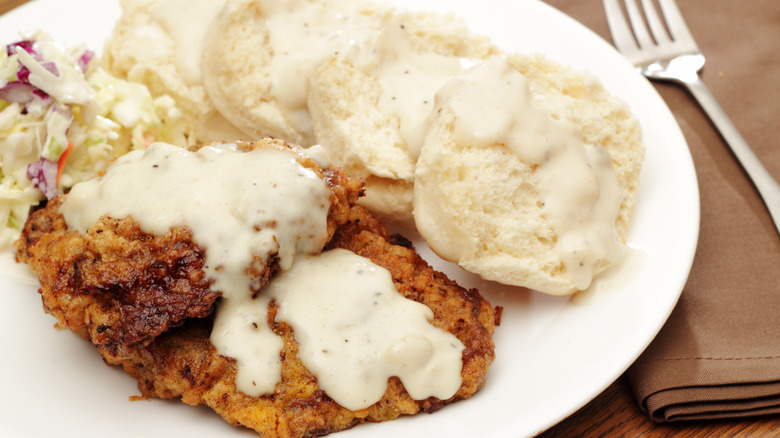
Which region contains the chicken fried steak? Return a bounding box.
[15,136,497,438]
[15,139,364,357]
[103,206,497,438]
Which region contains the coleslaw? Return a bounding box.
[0,31,192,248]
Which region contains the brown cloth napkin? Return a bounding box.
[546,0,780,422]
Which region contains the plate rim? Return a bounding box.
[0,0,700,437]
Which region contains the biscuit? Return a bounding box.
[202,0,392,146]
[103,0,246,143]
[307,8,498,224]
[413,55,644,295]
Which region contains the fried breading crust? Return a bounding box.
[15,139,364,357]
[17,198,217,352]
[102,206,497,438]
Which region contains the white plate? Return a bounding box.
[0,1,699,437]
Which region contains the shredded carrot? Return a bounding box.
[56,142,74,186]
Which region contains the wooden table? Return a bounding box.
[2,0,778,436]
[0,0,24,16]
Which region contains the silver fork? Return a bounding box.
[603,0,780,234]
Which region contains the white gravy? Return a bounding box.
[258,0,475,152]
[436,57,625,290]
[60,142,464,408]
[572,246,646,304]
[150,0,227,86]
[214,248,465,409]
[366,21,472,159]
[60,142,332,300]
[262,0,382,138]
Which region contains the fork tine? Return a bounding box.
[603,0,639,56]
[640,0,671,45]
[624,0,655,48]
[657,0,699,51]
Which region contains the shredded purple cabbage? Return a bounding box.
[0,81,40,103]
[0,39,56,104]
[15,64,30,82]
[15,57,59,84]
[77,50,94,72]
[26,157,59,199]
[5,40,35,57]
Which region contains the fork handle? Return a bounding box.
[681,77,780,234]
